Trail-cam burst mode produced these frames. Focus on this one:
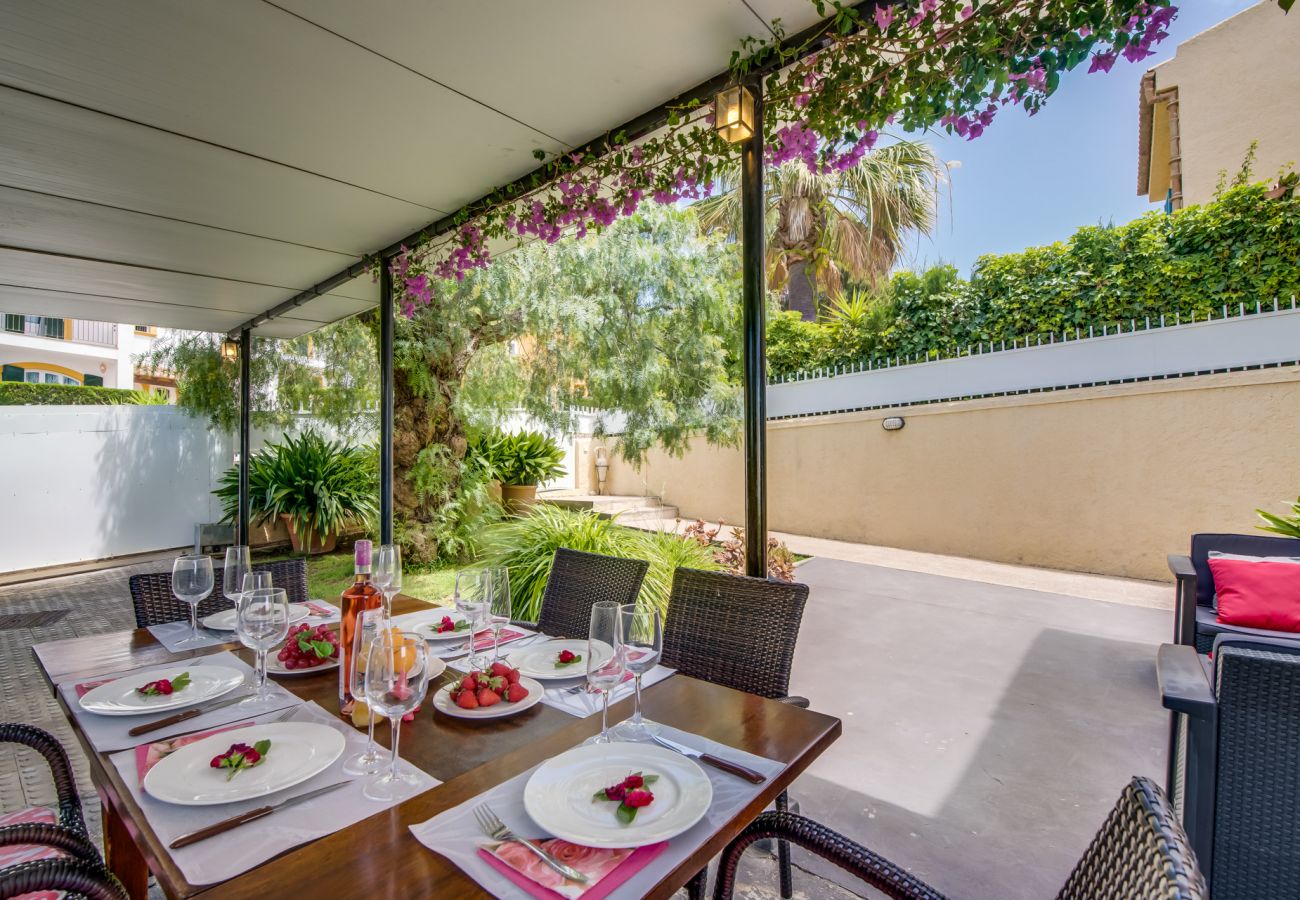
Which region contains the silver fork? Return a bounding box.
[473,804,589,884]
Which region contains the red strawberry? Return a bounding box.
[459,675,477,693]
[558,649,577,664]
[487,675,506,693]
[505,682,528,702]
[624,789,655,808]
[505,668,521,685]
[476,687,502,707]
[490,661,512,678]
[456,690,479,710]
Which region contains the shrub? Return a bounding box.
[1257,497,1300,540]
[480,506,721,621]
[0,382,154,406]
[682,519,797,582]
[468,430,566,486]
[214,428,378,543]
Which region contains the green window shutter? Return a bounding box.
[1,364,24,382]
[3,315,22,333]
[41,318,64,339]
[83,374,103,387]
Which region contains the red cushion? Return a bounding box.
[1211,557,1300,632]
[0,806,65,900]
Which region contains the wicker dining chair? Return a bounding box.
[530,548,648,638]
[129,557,310,628]
[712,776,1206,900]
[0,724,125,899]
[662,567,810,900]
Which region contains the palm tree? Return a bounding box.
[694,139,943,320]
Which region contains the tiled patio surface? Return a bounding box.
[0,551,1171,899]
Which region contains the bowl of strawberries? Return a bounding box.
[432,660,544,719]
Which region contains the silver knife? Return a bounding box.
[127,693,257,737]
[651,734,767,784]
[169,781,350,849]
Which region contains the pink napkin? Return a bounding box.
[73,679,110,698]
[305,601,336,617]
[133,726,241,786]
[474,628,525,652]
[478,839,667,900]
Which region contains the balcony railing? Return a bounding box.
[2,314,117,347]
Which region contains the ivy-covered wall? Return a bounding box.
[768,184,1300,377]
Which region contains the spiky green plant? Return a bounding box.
[469,430,566,486]
[632,528,723,617]
[1257,497,1300,539]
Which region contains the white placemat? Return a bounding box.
[109,701,439,887]
[540,666,676,719]
[410,727,785,899]
[58,651,301,752]
[147,602,340,653]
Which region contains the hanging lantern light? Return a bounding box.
[220,339,240,363]
[713,84,756,143]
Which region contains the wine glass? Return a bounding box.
[237,587,290,700]
[486,567,512,661]
[171,554,214,647]
[343,608,388,776]
[453,569,489,668]
[222,546,250,609]
[611,605,663,741]
[241,570,272,597]
[583,601,626,746]
[363,630,430,802]
[374,544,402,618]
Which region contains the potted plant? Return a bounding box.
[470,430,566,514]
[215,428,378,554]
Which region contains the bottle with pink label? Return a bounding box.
[339,539,383,713]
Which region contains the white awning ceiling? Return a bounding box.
[0,0,822,338]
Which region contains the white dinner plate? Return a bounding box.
[143,721,346,806]
[201,604,311,632]
[508,639,613,681]
[266,654,339,676]
[431,675,545,719]
[524,743,713,848]
[413,610,477,642]
[77,665,245,716]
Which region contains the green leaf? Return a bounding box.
[1278,0,1293,12]
[170,671,192,692]
[254,739,272,756]
[616,803,637,825]
[309,639,334,658]
[643,774,659,786]
[532,148,546,161]
[592,789,611,803]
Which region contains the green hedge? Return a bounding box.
[0,382,148,406]
[769,183,1300,376]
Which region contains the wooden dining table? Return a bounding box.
[33,595,841,899]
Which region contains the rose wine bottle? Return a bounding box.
[339,539,383,713]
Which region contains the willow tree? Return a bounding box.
[694,141,943,319]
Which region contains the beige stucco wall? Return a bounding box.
[605,368,1300,583]
[1152,1,1300,206]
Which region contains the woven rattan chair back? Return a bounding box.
[1057,776,1207,900]
[535,548,648,638]
[129,557,309,628]
[662,567,809,700]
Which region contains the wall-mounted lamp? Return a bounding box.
[220,339,240,363]
[882,417,906,431]
[714,85,756,144]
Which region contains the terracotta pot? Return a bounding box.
[500,483,538,515]
[280,514,338,555]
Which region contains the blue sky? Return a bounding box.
[901,0,1258,275]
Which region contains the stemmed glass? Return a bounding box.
[454,569,489,668]
[611,605,663,741]
[241,570,272,598]
[222,546,250,611]
[343,608,387,776]
[171,554,214,647]
[363,630,431,802]
[237,587,290,700]
[373,544,402,618]
[486,567,512,661]
[583,601,626,746]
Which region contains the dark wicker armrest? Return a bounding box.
[0,823,101,863]
[1167,554,1196,580]
[1157,644,1216,719]
[510,618,539,630]
[777,695,810,709]
[0,724,85,835]
[712,811,948,900]
[0,857,126,900]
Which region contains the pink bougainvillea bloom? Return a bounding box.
[873,6,893,30]
[960,5,974,19]
[1088,51,1117,74]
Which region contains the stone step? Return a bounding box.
[536,491,679,523]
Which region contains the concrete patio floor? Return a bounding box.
[0,547,1172,899]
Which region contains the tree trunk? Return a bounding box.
[392,359,468,565]
[783,259,819,321]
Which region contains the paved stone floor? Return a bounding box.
[0,550,1171,899]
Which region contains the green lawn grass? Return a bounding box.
[258,550,458,605]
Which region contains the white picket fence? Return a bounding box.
[768,304,1300,419]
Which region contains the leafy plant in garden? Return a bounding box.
[0,382,159,406]
[681,520,797,582]
[468,431,566,486]
[214,428,378,544]
[1257,497,1300,540]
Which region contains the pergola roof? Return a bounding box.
[0,0,822,338]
